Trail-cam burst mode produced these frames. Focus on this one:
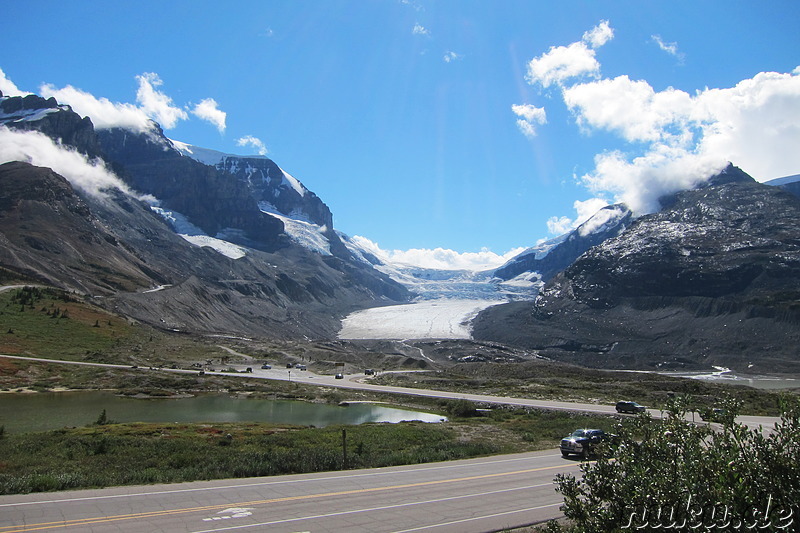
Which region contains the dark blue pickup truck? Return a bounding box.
[560,428,617,458]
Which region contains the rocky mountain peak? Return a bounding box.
[1,93,101,157]
[474,165,800,372]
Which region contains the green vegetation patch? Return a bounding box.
[0,401,618,495]
[0,287,134,360]
[0,420,494,494]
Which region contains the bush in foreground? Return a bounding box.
[548,396,800,532]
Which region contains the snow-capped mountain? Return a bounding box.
[170,140,333,229]
[494,203,632,283]
[0,91,409,338]
[168,140,339,257]
[474,164,800,373]
[338,232,540,301]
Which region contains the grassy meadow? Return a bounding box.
[0,407,614,494]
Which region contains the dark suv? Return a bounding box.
[615,401,646,414]
[560,429,616,458]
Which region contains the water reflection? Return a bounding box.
[0,392,446,434]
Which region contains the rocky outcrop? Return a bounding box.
[1,94,101,157]
[0,161,166,293]
[97,126,287,251]
[217,156,332,228]
[473,165,800,373]
[213,154,351,258]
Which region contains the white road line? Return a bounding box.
[190,482,557,533]
[391,502,563,533]
[0,453,562,507]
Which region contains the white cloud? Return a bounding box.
[525,21,613,88]
[236,135,268,156]
[567,69,800,212]
[525,20,800,226]
[351,235,524,270]
[512,103,547,138]
[690,70,800,180]
[412,23,430,36]
[40,83,153,132]
[563,75,694,143]
[574,197,610,225]
[583,20,614,48]
[400,0,424,11]
[41,73,230,134]
[546,197,610,235]
[0,126,134,199]
[526,41,599,88]
[651,35,684,63]
[546,216,573,235]
[135,73,188,129]
[0,68,29,97]
[192,98,226,133]
[443,51,462,63]
[583,149,727,215]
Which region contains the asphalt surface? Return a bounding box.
[0,450,579,533]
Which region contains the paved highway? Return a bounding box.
[0,450,579,533]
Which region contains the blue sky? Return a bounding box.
[1,1,799,269]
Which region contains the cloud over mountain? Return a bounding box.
[349,235,524,271]
[39,72,226,135]
[0,68,29,97]
[0,126,133,198]
[40,83,153,132]
[521,21,800,221]
[191,98,226,133]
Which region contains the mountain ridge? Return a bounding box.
[0,92,410,339]
[473,165,800,373]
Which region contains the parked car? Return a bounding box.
[560,429,617,459]
[701,407,728,422]
[364,368,375,375]
[335,373,344,379]
[261,363,272,369]
[295,364,307,371]
[615,401,646,414]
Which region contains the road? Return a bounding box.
[0,450,578,533]
[0,354,780,431]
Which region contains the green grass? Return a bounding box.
[0,406,617,495]
[0,287,134,361]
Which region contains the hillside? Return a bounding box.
[0,92,409,339]
[473,165,800,373]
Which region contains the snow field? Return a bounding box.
[338,299,503,340]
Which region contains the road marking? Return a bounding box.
[201,508,254,522]
[190,482,558,533]
[0,453,562,508]
[391,501,563,533]
[0,464,575,532]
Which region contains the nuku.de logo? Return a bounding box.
[622,494,794,530]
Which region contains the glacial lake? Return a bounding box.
[0,391,446,434]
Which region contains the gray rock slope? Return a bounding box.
[473,165,800,373]
[0,92,409,339]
